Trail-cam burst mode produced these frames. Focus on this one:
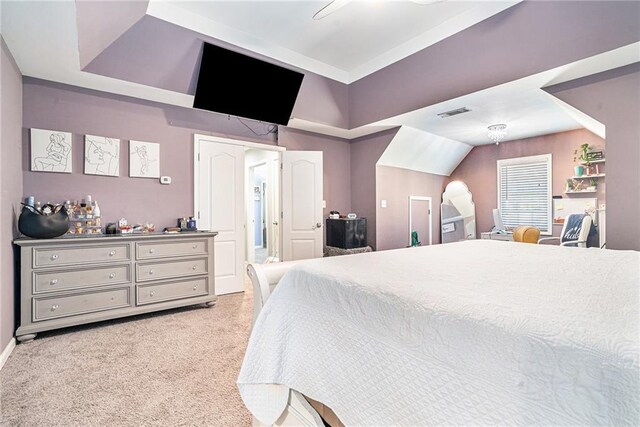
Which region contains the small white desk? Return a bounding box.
[480,231,514,241]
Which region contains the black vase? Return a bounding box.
[18,206,69,239]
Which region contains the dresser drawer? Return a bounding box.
[137,258,208,282]
[136,239,208,260]
[34,265,131,294]
[33,287,131,322]
[137,278,208,305]
[34,244,130,268]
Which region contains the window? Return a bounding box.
[497,154,552,234]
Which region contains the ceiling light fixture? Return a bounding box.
[487,124,507,145]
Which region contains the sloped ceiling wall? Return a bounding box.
[377,126,472,177]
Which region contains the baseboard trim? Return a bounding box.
[0,338,16,371]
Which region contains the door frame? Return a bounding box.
[193,134,285,226]
[246,161,269,264]
[408,196,433,246]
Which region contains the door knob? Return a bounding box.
[316,222,322,228]
[272,221,279,226]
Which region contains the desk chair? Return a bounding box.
[513,226,540,244]
[538,213,592,248]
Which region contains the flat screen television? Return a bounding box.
[193,43,305,126]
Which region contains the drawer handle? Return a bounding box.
[192,285,198,291]
[51,304,59,311]
[109,250,116,256]
[50,279,59,285]
[149,270,154,275]
[149,248,155,254]
[150,291,155,297]
[109,273,116,279]
[51,254,59,261]
[192,265,197,271]
[192,244,197,249]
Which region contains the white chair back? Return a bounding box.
[560,214,593,248]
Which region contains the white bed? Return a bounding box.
[238,240,639,426]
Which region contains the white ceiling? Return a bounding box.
[376,88,586,146]
[149,0,520,83]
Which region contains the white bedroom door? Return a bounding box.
[281,151,323,261]
[196,138,245,295]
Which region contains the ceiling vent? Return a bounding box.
[437,107,471,118]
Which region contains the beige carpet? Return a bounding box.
[0,279,254,426]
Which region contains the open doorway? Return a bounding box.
[409,196,433,247]
[246,149,280,264]
[195,134,322,294]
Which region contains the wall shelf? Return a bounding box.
[570,173,605,179]
[564,190,597,194]
[580,159,605,165]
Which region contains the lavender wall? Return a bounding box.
[349,128,399,250]
[448,129,606,238]
[376,165,445,251]
[22,78,349,237]
[545,64,640,250]
[1,39,23,350]
[349,1,640,128]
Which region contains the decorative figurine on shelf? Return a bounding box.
[572,179,584,192]
[573,143,591,176]
[566,179,574,192]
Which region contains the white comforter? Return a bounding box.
[238,240,639,426]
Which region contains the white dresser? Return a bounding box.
[14,232,217,342]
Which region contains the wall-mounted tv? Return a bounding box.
[193,43,305,126]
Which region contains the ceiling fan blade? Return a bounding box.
[313,0,352,20]
[313,0,445,21]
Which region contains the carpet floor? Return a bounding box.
[0,279,254,426]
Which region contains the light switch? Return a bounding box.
[160,176,172,185]
[322,200,326,209]
[381,199,387,208]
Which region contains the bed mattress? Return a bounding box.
[238,240,639,425]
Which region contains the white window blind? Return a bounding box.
[497,154,552,234]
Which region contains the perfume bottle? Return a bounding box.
[93,201,101,227]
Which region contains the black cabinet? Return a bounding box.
[326,218,367,249]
